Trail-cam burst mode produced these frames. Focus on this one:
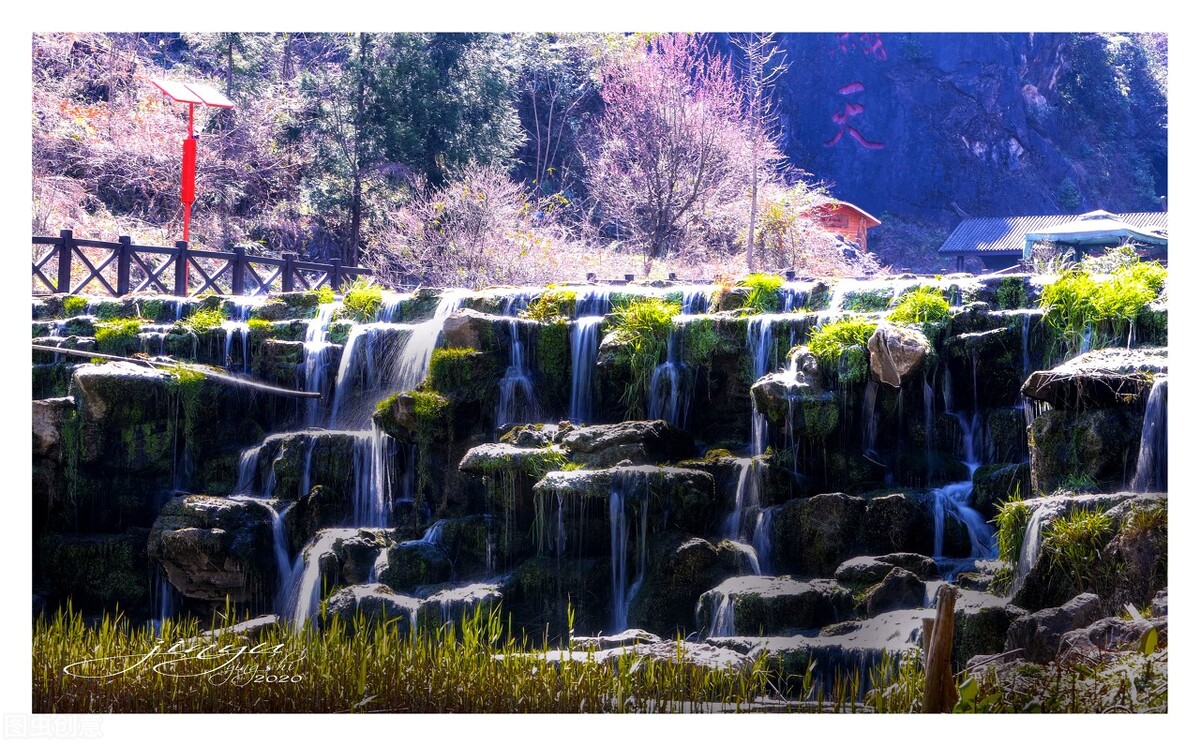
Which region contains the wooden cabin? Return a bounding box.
[810,201,882,252]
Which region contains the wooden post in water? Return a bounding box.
[922,583,958,713]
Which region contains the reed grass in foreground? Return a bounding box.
[34,604,780,714]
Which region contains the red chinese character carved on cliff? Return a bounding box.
[830,33,888,61]
[824,82,885,150]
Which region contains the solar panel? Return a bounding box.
[150,78,205,105]
[182,81,235,109]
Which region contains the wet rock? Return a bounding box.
[1022,347,1167,410]
[36,531,150,614]
[148,495,279,606]
[971,462,1030,519]
[749,353,839,439]
[861,567,925,616]
[627,532,750,637]
[696,576,854,636]
[500,557,611,640]
[499,423,565,448]
[535,465,718,535]
[441,308,501,350]
[380,540,453,593]
[330,530,391,585]
[1029,407,1143,494]
[1058,614,1168,659]
[324,583,420,633]
[192,615,283,644]
[1152,588,1167,617]
[514,638,755,673]
[459,442,567,478]
[876,553,941,579]
[1102,496,1167,609]
[33,396,75,461]
[953,589,1025,670]
[867,323,930,388]
[558,420,696,468]
[415,582,504,631]
[1005,593,1106,663]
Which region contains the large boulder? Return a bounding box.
[834,553,938,585]
[1004,593,1107,663]
[323,583,420,634]
[771,492,936,576]
[1058,614,1168,660]
[1029,407,1144,494]
[867,323,930,388]
[148,495,280,606]
[696,576,854,637]
[379,539,453,593]
[1022,348,1167,410]
[748,351,839,440]
[952,589,1025,670]
[415,582,504,631]
[535,465,718,537]
[558,420,696,468]
[627,532,752,637]
[458,442,567,478]
[860,567,926,616]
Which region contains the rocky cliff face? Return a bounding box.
[735,32,1166,266]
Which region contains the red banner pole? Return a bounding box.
[181,103,196,293]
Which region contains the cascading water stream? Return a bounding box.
[747,317,774,455]
[751,506,777,575]
[609,473,648,633]
[568,316,603,424]
[575,288,613,318]
[286,529,360,628]
[1131,376,1167,492]
[496,319,536,426]
[352,425,397,528]
[302,303,338,426]
[647,328,688,427]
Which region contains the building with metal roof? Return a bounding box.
[937,210,1168,271]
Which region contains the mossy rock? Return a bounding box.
[953,593,1025,670]
[535,465,718,536]
[500,557,611,642]
[414,582,504,633]
[696,576,854,636]
[380,540,453,592]
[972,463,1031,519]
[626,531,750,637]
[323,584,419,635]
[431,347,502,406]
[35,531,150,615]
[1029,408,1142,494]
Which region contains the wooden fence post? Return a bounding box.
[117,236,132,296]
[231,246,246,296]
[328,258,342,292]
[174,240,189,297]
[57,229,73,294]
[922,584,959,713]
[282,253,297,292]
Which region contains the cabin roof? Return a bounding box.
[937,211,1168,255]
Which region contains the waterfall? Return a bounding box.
[235,446,261,495]
[747,317,774,455]
[1131,377,1168,492]
[151,569,179,632]
[923,378,935,481]
[723,458,762,541]
[379,292,413,323]
[575,288,613,317]
[950,410,984,475]
[702,591,736,638]
[780,281,815,312]
[286,529,359,627]
[568,316,603,424]
[751,506,776,575]
[647,329,688,427]
[302,303,338,425]
[679,286,712,315]
[496,319,537,426]
[727,542,761,576]
[1014,500,1058,590]
[221,321,251,372]
[501,290,536,317]
[352,425,396,528]
[330,292,464,427]
[930,481,993,559]
[609,473,648,633]
[863,379,880,457]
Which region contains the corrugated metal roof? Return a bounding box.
[937,211,1168,255]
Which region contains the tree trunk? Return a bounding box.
[922,584,959,713]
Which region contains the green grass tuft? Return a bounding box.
[343,279,384,322]
[738,273,783,314]
[888,286,950,324]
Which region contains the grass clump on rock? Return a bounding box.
[94,318,142,356]
[181,306,226,333]
[738,273,783,314]
[888,286,949,324]
[808,316,878,366]
[607,297,680,419]
[522,289,577,322]
[343,278,384,322]
[62,296,87,317]
[1043,508,1114,594]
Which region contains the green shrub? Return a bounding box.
[522,289,577,322]
[1043,508,1114,592]
[994,494,1031,566]
[808,317,878,366]
[888,286,949,324]
[607,297,680,419]
[316,285,336,305]
[182,306,226,333]
[738,273,783,314]
[94,318,142,356]
[343,279,384,322]
[62,296,87,317]
[996,277,1028,310]
[247,318,274,342]
[841,288,891,313]
[1039,257,1167,354]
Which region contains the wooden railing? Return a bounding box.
[32,230,371,297]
